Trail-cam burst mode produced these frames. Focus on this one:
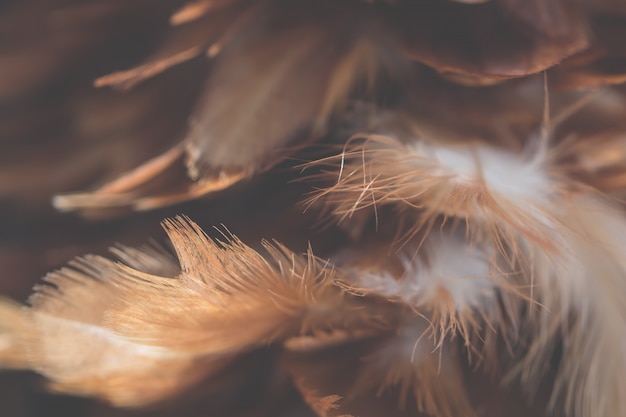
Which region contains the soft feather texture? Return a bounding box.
[2,1,626,417]
[512,198,626,417]
[307,122,626,416]
[39,0,625,216]
[0,217,398,406]
[285,319,477,417]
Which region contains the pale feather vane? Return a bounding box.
[0,217,402,406]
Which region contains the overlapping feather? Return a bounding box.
[0,217,400,406]
[307,115,626,416]
[2,1,626,417]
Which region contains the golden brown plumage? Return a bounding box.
[1,1,626,417]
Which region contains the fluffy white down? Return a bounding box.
[359,231,496,311]
[415,142,551,202]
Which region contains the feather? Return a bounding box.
[284,320,477,417]
[184,5,393,179]
[3,0,626,416]
[309,123,626,416]
[395,0,588,80]
[351,320,477,417]
[550,13,626,90]
[339,227,519,354]
[307,132,563,255]
[0,217,395,406]
[52,144,245,217]
[94,1,243,91]
[170,1,242,26]
[509,197,626,417]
